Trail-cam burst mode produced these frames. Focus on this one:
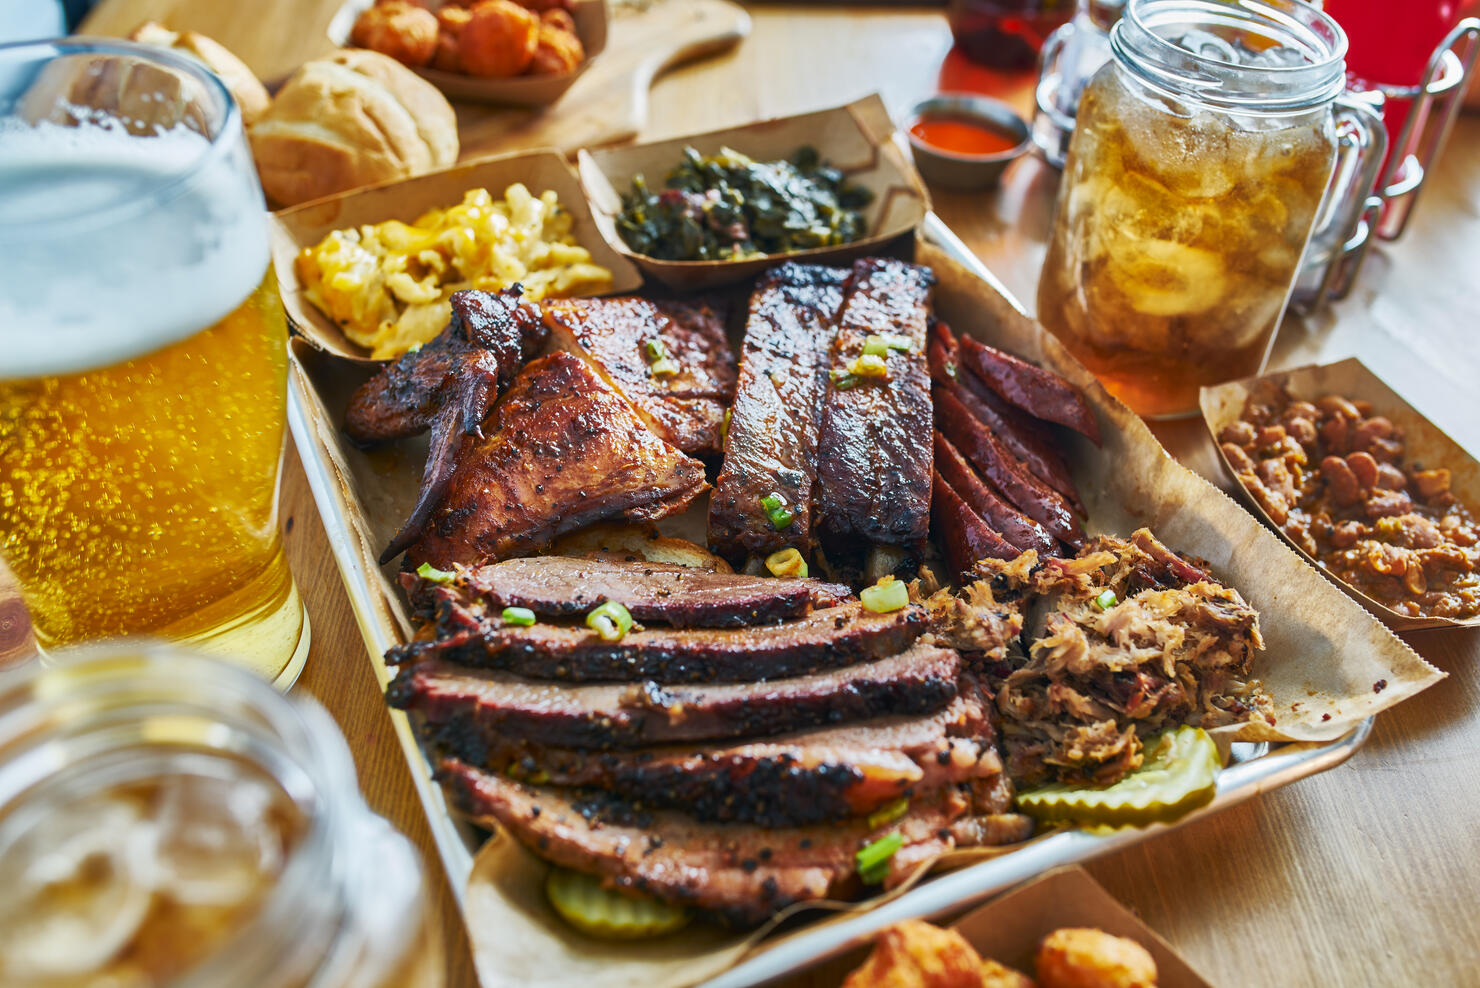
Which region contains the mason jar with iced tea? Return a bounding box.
[1036,0,1386,418]
[0,40,309,682]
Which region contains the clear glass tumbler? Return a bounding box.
[0,644,443,987]
[0,40,309,683]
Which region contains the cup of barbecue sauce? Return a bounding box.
[0,645,443,988]
[904,94,1031,190]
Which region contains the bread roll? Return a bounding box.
[249,49,458,207]
[128,22,270,125]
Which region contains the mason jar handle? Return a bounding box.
[1309,95,1389,304]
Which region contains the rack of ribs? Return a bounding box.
[707,263,848,565]
[816,257,937,555]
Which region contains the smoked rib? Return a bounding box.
[707,263,848,563]
[815,257,936,550]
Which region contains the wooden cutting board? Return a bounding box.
[80,0,750,158]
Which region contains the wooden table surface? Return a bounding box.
[59,2,1480,985]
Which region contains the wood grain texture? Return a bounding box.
[38,2,1480,985]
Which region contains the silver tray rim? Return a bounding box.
[285,209,1373,988]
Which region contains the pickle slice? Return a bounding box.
[545,867,691,940]
[1016,726,1221,828]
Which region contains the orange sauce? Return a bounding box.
[909,116,1019,156]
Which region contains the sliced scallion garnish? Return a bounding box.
[586,601,634,642]
[862,333,913,357]
[415,562,456,585]
[501,606,537,626]
[760,493,795,531]
[856,832,904,885]
[847,353,889,379]
[1093,589,1118,611]
[764,547,808,578]
[860,576,908,614]
[865,798,909,830]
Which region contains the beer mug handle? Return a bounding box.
[1306,95,1389,305]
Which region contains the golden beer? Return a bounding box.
[0,42,309,682]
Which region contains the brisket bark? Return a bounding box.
[428,689,1004,826]
[393,596,926,683]
[387,643,963,748]
[439,759,975,925]
[414,555,850,629]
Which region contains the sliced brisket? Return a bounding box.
[439,759,974,925]
[429,688,1004,826]
[394,596,926,683]
[416,555,851,629]
[387,643,962,748]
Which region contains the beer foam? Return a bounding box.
[0,118,270,379]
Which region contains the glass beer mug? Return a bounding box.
[0,40,309,683]
[1036,0,1386,418]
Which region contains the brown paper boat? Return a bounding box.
[1201,357,1480,632]
[326,0,608,107]
[577,94,930,290]
[269,147,643,362]
[947,866,1215,988]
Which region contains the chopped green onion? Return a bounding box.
[856,832,904,884]
[649,357,681,377]
[1093,589,1118,611]
[586,601,634,642]
[865,798,909,830]
[943,361,957,379]
[501,606,537,626]
[847,354,889,378]
[643,339,669,363]
[760,493,795,531]
[860,576,908,613]
[830,370,859,391]
[407,342,423,354]
[862,333,913,357]
[764,547,808,578]
[416,562,456,584]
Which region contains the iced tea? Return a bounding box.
[1039,69,1335,418]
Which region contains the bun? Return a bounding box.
[248,49,458,207]
[128,22,270,125]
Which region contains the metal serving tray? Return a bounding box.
[286,210,1372,988]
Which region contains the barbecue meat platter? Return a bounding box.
[317,236,1322,938]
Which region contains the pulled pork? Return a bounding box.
[927,529,1273,788]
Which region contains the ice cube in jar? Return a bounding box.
[1037,0,1342,419]
[0,764,304,986]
